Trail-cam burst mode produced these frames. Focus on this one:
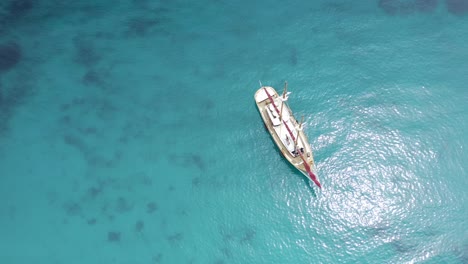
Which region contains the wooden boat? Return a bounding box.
[254,82,321,188]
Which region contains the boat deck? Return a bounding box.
[254,86,316,173]
[266,97,306,156]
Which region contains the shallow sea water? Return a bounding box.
[0,0,467,263]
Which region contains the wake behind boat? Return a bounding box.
[254,82,321,188]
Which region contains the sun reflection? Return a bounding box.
[278,85,458,262]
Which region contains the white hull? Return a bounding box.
[254,86,319,184]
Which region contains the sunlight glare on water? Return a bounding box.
[0,0,467,263]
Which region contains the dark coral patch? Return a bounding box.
[60,103,70,112]
[116,197,133,213]
[0,80,32,134]
[221,231,233,242]
[139,174,152,186]
[146,202,158,213]
[0,85,4,111]
[379,0,439,14]
[152,253,162,263]
[82,127,97,135]
[63,134,89,155]
[82,70,102,86]
[126,17,160,37]
[167,232,183,243]
[203,99,215,110]
[191,154,205,170]
[379,0,416,15]
[135,220,144,232]
[4,82,30,108]
[220,247,232,258]
[87,186,102,198]
[58,115,72,126]
[87,218,97,225]
[73,37,101,67]
[446,0,468,15]
[240,228,256,244]
[108,231,121,242]
[8,0,33,18]
[63,202,82,216]
[171,153,206,170]
[192,177,201,187]
[391,239,415,253]
[0,42,22,73]
[379,0,401,15]
[415,0,439,12]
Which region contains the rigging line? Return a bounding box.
[263,87,321,188]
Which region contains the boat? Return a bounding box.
[254,82,321,188]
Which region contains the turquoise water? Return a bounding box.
[1,0,467,263]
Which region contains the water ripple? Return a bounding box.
[275,84,468,262]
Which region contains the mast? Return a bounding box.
[293,116,304,150]
[279,81,288,121]
[279,82,287,137]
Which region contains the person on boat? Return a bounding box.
[292,148,305,157]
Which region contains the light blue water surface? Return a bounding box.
[0,0,467,263]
